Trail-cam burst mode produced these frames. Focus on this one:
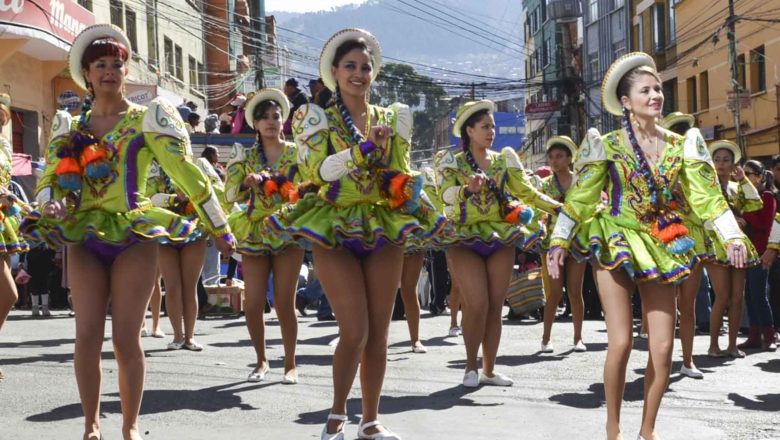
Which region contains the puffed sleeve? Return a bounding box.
[142,98,230,238]
[387,103,413,172]
[435,150,470,208]
[35,110,73,205]
[679,128,747,245]
[502,147,561,215]
[734,178,763,213]
[224,143,248,204]
[549,128,609,250]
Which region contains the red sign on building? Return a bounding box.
[0,0,95,46]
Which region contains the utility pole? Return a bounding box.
[253,0,266,89]
[471,82,476,100]
[727,0,744,160]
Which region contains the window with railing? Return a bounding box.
[589,0,598,22]
[110,0,124,29]
[189,56,198,87]
[125,8,137,53]
[687,76,698,113]
[667,0,677,44]
[77,0,93,11]
[652,4,665,53]
[146,0,158,68]
[700,71,709,110]
[751,45,766,92]
[175,45,184,81]
[164,37,174,77]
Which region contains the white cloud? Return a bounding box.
[266,0,369,13]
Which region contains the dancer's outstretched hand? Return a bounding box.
[727,241,747,269]
[546,247,566,279]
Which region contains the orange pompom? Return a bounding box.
[652,220,689,243]
[79,144,107,167]
[387,174,411,208]
[263,179,279,197]
[55,157,83,176]
[504,206,521,224]
[289,191,299,204]
[279,181,296,201]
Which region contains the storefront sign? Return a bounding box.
[0,0,95,45]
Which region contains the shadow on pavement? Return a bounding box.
[26,381,274,422]
[549,374,684,409]
[210,338,282,348]
[0,338,81,348]
[728,393,780,412]
[756,359,780,373]
[298,333,340,346]
[295,385,497,426]
[388,336,458,349]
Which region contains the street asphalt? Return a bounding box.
[0,308,778,439]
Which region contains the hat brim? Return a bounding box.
[320,28,382,92]
[660,113,695,130]
[601,52,657,116]
[244,89,291,129]
[709,141,741,164]
[545,136,577,157]
[69,24,131,91]
[452,100,495,138]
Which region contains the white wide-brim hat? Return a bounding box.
[244,88,291,128]
[660,112,695,130]
[601,52,657,116]
[319,28,382,92]
[452,100,495,138]
[68,24,132,91]
[545,136,577,157]
[709,140,741,164]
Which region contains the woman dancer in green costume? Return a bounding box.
[268,28,443,440]
[547,53,750,440]
[22,25,234,440]
[706,139,761,358]
[225,88,304,384]
[437,99,561,388]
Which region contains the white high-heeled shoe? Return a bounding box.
[321,413,348,440]
[357,420,401,439]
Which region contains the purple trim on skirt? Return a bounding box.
[462,240,504,259]
[342,237,388,259]
[125,135,146,209]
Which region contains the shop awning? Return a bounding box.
[0,0,95,61]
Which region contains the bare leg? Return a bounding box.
[481,246,515,375]
[448,246,489,372]
[706,263,729,353]
[0,256,18,331]
[159,246,184,343]
[726,268,746,352]
[149,272,163,335]
[542,252,564,345]
[271,247,305,375]
[359,245,405,431]
[67,245,110,440]
[567,258,587,344]
[638,281,677,439]
[399,252,425,348]
[313,246,368,435]
[678,265,702,369]
[449,279,462,330]
[593,266,636,440]
[109,242,158,440]
[243,254,271,373]
[178,240,207,344]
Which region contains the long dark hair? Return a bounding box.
[745,160,776,194]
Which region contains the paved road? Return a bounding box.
[0,308,778,439]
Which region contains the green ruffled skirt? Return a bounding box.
[229,207,298,256]
[704,227,759,267]
[21,206,199,248]
[266,193,446,252]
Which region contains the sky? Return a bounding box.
[266,0,369,13]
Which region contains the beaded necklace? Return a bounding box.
[622,106,693,254]
[553,172,567,201]
[335,86,371,143]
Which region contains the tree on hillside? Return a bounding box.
[370,63,448,166]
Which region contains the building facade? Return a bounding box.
[523,0,584,170]
[667,0,779,158]
[582,0,630,134]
